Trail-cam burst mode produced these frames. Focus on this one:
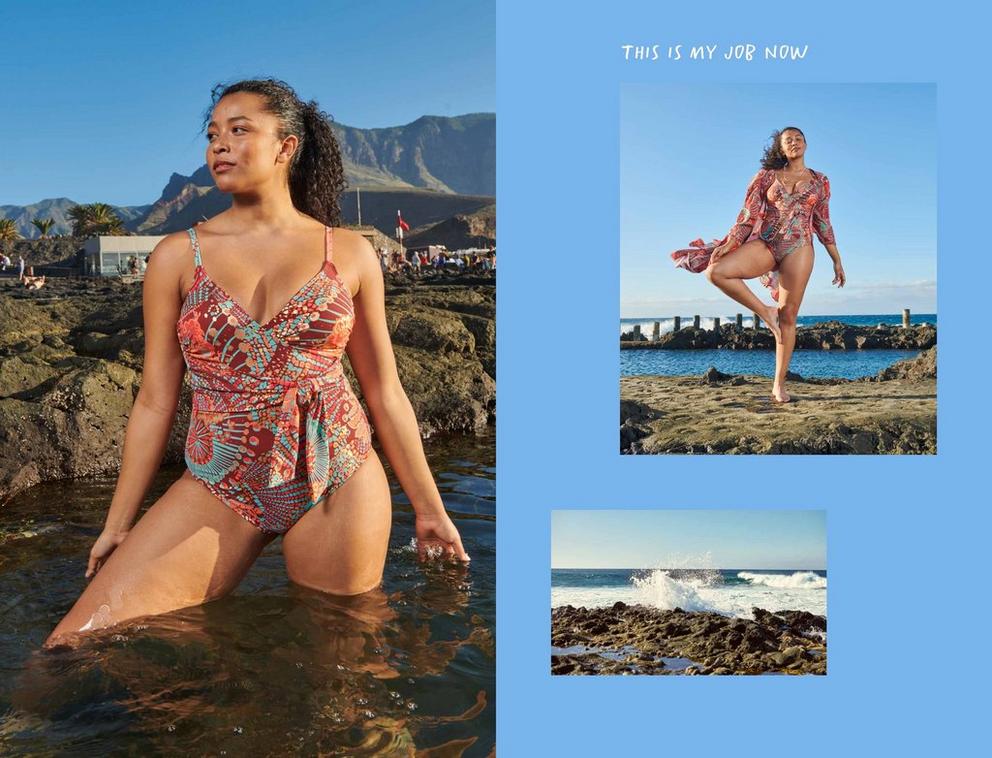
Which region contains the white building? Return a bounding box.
[83,235,165,277]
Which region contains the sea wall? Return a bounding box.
[621,320,936,350]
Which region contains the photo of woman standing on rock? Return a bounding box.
[670,126,845,404]
[620,83,936,454]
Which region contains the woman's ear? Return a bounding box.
[277,134,299,164]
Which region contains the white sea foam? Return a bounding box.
[552,567,827,619]
[738,571,827,589]
[630,570,716,612]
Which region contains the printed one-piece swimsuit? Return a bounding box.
[177,224,372,534]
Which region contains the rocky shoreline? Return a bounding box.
[621,348,936,454]
[621,320,935,350]
[0,273,494,505]
[552,603,826,676]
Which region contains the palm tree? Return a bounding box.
[0,218,19,242]
[32,217,56,239]
[0,218,21,256]
[67,203,128,237]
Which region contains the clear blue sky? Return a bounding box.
[552,510,826,570]
[0,0,495,207]
[621,83,936,317]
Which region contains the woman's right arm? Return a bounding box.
[97,233,189,541]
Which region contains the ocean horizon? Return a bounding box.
[621,313,937,333]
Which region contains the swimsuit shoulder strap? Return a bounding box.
[186,227,202,268]
[325,225,333,263]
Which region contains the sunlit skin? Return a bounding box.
[43,91,468,649]
[705,128,846,403]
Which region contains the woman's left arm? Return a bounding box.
[342,231,470,562]
[813,174,845,287]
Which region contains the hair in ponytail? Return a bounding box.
[760,126,805,170]
[201,77,347,226]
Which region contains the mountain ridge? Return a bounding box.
[2,113,494,239]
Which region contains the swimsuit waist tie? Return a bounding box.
[192,365,352,501]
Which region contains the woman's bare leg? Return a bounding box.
[705,240,782,342]
[772,244,815,402]
[43,470,278,648]
[281,452,392,596]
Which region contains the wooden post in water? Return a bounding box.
[713,317,721,331]
[753,311,762,330]
[693,315,701,329]
[652,321,660,341]
[632,324,641,339]
[902,308,911,328]
[673,316,681,332]
[736,313,743,329]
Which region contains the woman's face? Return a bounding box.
[205,92,296,191]
[780,129,806,161]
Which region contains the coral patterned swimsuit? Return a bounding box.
[177,225,372,534]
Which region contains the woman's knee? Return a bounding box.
[704,263,722,284]
[778,301,801,326]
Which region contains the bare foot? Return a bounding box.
[763,305,782,343]
[771,384,791,403]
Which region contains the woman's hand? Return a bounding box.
[415,512,470,562]
[832,260,846,287]
[710,241,734,263]
[85,529,129,579]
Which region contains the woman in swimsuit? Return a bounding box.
[44,78,469,648]
[671,126,847,403]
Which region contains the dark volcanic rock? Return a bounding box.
[551,604,827,676]
[0,274,494,505]
[870,346,936,382]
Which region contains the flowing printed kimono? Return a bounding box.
[670,167,836,301]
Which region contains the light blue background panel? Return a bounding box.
[497,1,987,755]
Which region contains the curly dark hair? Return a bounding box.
[760,126,805,170]
[201,77,347,227]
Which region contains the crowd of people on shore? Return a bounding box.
[1,253,46,289]
[378,247,495,274]
[2,246,493,290]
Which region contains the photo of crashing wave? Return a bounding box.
[551,510,828,676]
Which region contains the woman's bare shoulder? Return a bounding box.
[330,227,378,266]
[148,229,194,266]
[329,227,380,292]
[144,230,195,301]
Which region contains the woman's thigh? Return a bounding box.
[709,239,777,280]
[776,243,815,310]
[45,471,276,647]
[281,452,393,596]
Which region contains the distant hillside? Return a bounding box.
[1,113,494,240]
[406,205,496,249]
[335,113,494,195]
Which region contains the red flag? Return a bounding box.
[397,210,410,231]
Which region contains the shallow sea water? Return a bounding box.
[0,432,494,756]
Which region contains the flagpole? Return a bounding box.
[357,187,362,226]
